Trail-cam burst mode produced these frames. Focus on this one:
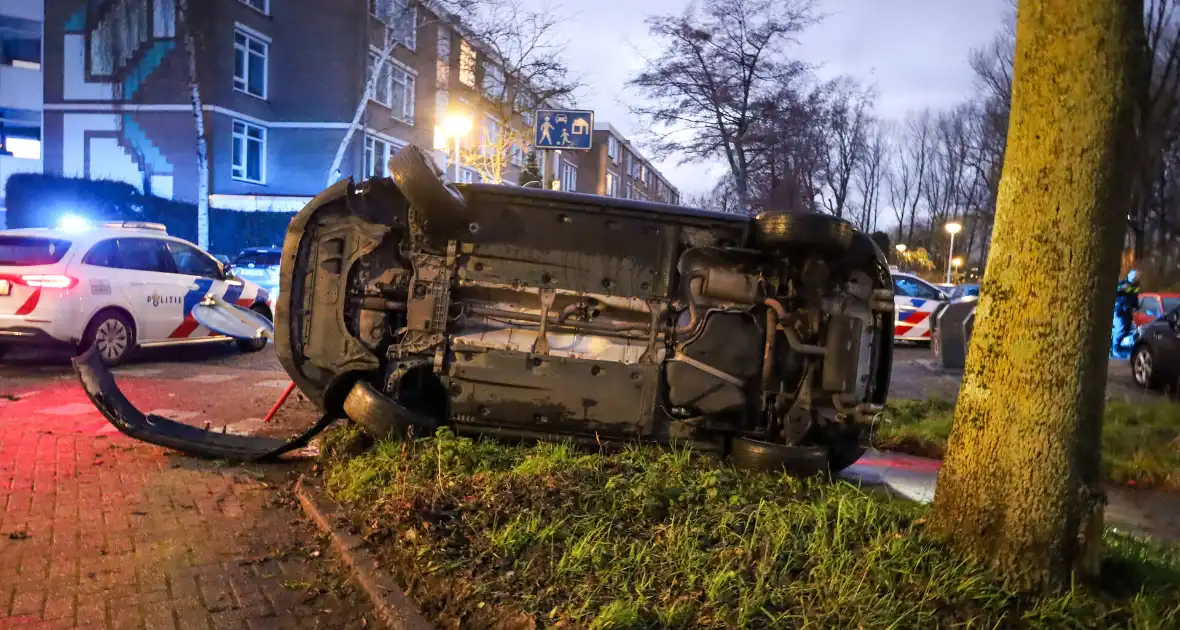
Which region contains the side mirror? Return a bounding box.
[222,264,235,280]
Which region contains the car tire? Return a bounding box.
[386,145,466,216]
[235,304,271,353]
[753,212,857,249]
[1132,344,1161,390]
[81,310,136,367]
[729,437,830,476]
[0,345,7,362]
[342,380,438,440]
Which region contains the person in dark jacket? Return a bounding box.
[1112,269,1141,359]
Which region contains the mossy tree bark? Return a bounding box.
[929,0,1143,591]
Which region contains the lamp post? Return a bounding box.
[442,113,473,182]
[944,221,963,284]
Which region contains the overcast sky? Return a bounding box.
[520,0,1011,201]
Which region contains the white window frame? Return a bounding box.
[606,171,618,197]
[390,62,416,123]
[238,0,269,15]
[560,160,577,192]
[460,167,478,184]
[482,62,505,102]
[607,136,619,163]
[365,135,394,178]
[367,52,416,124]
[231,119,266,184]
[371,0,418,50]
[233,25,269,100]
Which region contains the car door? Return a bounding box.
[893,275,945,341]
[1135,295,1161,327]
[161,239,232,339]
[108,237,184,343]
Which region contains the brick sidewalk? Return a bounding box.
[0,381,372,629]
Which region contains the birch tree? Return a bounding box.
[178,0,210,249]
[929,0,1142,590]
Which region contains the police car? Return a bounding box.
[0,222,272,365]
[891,271,949,342]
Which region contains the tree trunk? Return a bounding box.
[178,0,209,250]
[328,33,399,186]
[929,0,1142,591]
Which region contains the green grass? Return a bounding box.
[319,426,1180,629]
[873,398,1180,488]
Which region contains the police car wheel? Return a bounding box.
[236,305,271,353]
[82,310,136,367]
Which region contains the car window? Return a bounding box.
[116,238,174,273]
[893,277,942,301]
[81,239,120,268]
[1164,298,1180,313]
[0,236,72,266]
[167,241,222,279]
[965,285,980,297]
[1140,296,1162,316]
[232,251,281,267]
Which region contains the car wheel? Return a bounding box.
[1132,344,1160,389]
[235,304,271,353]
[386,145,466,216]
[342,380,439,440]
[82,310,135,367]
[729,437,829,477]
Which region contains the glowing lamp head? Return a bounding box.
[442,114,473,137]
[895,243,907,253]
[945,221,963,235]
[952,257,964,268]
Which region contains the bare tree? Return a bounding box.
[178,0,210,248]
[820,81,874,219]
[854,119,887,233]
[627,0,818,211]
[456,0,582,184]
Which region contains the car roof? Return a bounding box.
[0,226,196,249]
[1144,292,1180,298]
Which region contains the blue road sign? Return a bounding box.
[534,109,594,151]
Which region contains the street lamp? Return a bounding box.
[895,243,907,253]
[442,113,473,182]
[944,221,963,284]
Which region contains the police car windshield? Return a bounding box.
[0,236,72,266]
[232,251,281,267]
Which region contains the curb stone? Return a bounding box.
[295,475,436,630]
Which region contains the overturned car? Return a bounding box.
[76,146,894,473]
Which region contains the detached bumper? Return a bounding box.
[71,346,335,461]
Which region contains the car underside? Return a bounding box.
[74,146,895,474]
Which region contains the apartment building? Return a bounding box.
[577,122,679,205]
[0,0,44,228]
[38,0,580,245]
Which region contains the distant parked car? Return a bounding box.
[228,248,281,295]
[1133,292,1180,328]
[1130,306,1180,390]
[947,283,980,303]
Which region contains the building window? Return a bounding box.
[367,53,415,123]
[238,0,268,14]
[624,152,632,178]
[231,120,265,184]
[0,108,41,160]
[482,63,505,101]
[560,161,577,192]
[639,164,648,184]
[459,40,476,87]
[606,171,618,197]
[233,27,268,99]
[371,0,417,49]
[480,116,501,155]
[1,15,42,71]
[460,168,477,184]
[365,135,395,178]
[607,136,619,163]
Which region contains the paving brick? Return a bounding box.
[1,374,373,628]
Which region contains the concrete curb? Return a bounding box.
[295,476,436,630]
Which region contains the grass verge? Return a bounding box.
[319,426,1180,629]
[873,398,1180,488]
